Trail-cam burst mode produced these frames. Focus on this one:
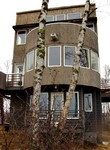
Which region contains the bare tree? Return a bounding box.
[31,0,49,149]
[101,65,110,89]
[57,0,90,133]
[31,0,92,149]
[4,60,11,74]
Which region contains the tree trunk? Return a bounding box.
[31,0,49,149]
[57,0,90,133]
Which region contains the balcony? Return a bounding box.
[6,74,23,89]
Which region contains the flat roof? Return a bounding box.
[17,3,95,15]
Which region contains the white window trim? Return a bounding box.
[80,48,90,69]
[55,14,66,21]
[48,46,61,67]
[26,50,35,72]
[16,30,27,45]
[64,45,75,67]
[84,93,93,112]
[67,91,79,119]
[91,50,99,72]
[39,92,48,119]
[67,12,82,20]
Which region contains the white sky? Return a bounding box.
[0,0,110,77]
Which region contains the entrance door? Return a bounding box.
[14,64,24,86]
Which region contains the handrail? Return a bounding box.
[6,74,23,88]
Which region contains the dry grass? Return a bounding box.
[0,125,110,150]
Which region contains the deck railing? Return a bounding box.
[6,74,23,88]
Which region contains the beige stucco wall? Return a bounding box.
[24,23,100,89]
[26,23,98,53]
[16,4,96,25]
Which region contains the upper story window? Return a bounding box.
[26,50,34,72]
[46,15,54,22]
[64,46,75,67]
[67,92,79,119]
[84,93,93,112]
[80,48,90,68]
[55,14,65,21]
[67,13,82,20]
[16,30,26,45]
[86,24,94,31]
[48,46,61,67]
[91,50,99,72]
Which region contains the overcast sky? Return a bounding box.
[0,0,110,77]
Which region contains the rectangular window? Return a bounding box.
[67,92,79,119]
[48,46,61,67]
[46,15,54,22]
[64,46,75,66]
[29,93,48,118]
[16,30,26,45]
[91,51,99,71]
[80,48,90,68]
[39,93,48,119]
[67,13,82,20]
[84,93,93,112]
[55,14,65,21]
[51,92,64,122]
[86,24,94,31]
[26,50,34,71]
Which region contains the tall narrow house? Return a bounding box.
[0,4,102,143]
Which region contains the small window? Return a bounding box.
[80,48,90,68]
[91,51,99,71]
[64,46,75,67]
[16,30,26,45]
[26,50,34,71]
[67,92,79,119]
[67,13,82,20]
[55,14,65,21]
[84,93,93,112]
[86,24,94,31]
[39,93,48,119]
[48,46,61,67]
[46,15,54,22]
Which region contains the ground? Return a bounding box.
[96,131,110,150]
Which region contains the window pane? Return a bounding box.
[46,15,54,22]
[55,14,65,21]
[86,24,94,31]
[68,92,79,119]
[64,46,75,66]
[91,51,99,71]
[67,13,81,19]
[80,49,89,68]
[17,31,26,45]
[84,94,93,112]
[26,51,34,71]
[51,93,64,122]
[48,46,61,66]
[39,93,48,118]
